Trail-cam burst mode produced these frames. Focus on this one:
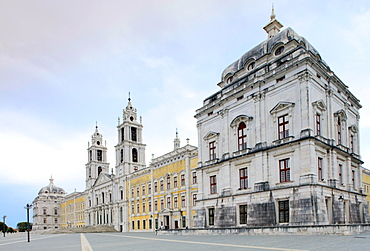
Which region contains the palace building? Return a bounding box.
[193,10,367,227]
[33,10,368,232]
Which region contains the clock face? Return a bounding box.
[97,141,100,145]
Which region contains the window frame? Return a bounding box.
[210,175,217,194]
[239,167,248,189]
[318,157,323,181]
[278,200,289,223]
[279,158,290,183]
[209,141,216,160]
[239,205,247,225]
[278,114,289,139]
[238,122,247,150]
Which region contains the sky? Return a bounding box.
[1,0,370,228]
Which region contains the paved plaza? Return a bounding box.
[1,232,370,251]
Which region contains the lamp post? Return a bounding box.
[24,204,32,242]
[2,215,6,237]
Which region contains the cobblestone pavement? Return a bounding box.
[1,232,370,251]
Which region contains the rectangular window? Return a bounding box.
[154,200,158,211]
[352,170,355,188]
[209,208,215,226]
[174,176,178,188]
[160,199,164,210]
[337,117,342,144]
[279,200,289,223]
[174,196,178,208]
[136,187,140,197]
[149,201,152,212]
[143,220,146,230]
[55,218,58,223]
[43,218,47,224]
[350,135,354,152]
[131,188,134,198]
[339,164,343,185]
[160,180,164,191]
[54,209,58,215]
[318,158,323,181]
[142,202,146,213]
[131,127,137,142]
[137,203,140,214]
[239,205,247,224]
[210,175,217,194]
[209,141,216,160]
[239,168,248,189]
[181,196,186,208]
[167,197,171,209]
[137,220,140,230]
[97,150,102,161]
[131,203,134,214]
[193,194,197,206]
[132,221,134,230]
[316,114,321,135]
[121,190,124,200]
[181,174,185,186]
[167,176,171,190]
[279,159,290,183]
[121,128,124,141]
[148,184,152,194]
[278,115,289,139]
[142,185,145,196]
[192,172,197,184]
[154,182,158,193]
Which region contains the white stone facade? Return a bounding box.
[32,178,66,231]
[193,13,368,227]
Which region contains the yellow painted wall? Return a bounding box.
[60,193,85,228]
[128,156,198,230]
[362,168,370,213]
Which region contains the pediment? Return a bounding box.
[334,109,347,121]
[312,99,327,111]
[270,101,295,114]
[93,173,112,187]
[349,125,358,133]
[230,114,253,128]
[203,131,219,140]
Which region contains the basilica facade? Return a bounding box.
[84,99,198,232]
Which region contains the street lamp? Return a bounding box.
[24,204,32,242]
[2,215,6,237]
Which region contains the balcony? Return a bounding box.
[273,136,294,146]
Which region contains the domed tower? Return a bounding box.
[32,177,66,231]
[85,125,110,189]
[115,96,146,175]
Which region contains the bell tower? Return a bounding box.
[115,95,146,176]
[85,125,109,188]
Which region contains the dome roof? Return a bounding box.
[221,27,326,81]
[38,177,66,196]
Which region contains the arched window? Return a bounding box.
[98,166,102,175]
[238,122,247,150]
[132,148,138,162]
[120,149,123,163]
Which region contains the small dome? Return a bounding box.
[38,177,66,196]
